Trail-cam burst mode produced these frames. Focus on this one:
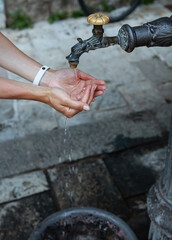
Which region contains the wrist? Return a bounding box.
[40,68,56,87]
[32,85,51,104]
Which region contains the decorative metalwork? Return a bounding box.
[66,14,172,68]
[147,116,172,239]
[118,15,172,52]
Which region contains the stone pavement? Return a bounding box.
[0,3,172,240]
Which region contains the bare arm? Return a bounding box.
[0,33,106,117]
[0,32,42,82]
[0,77,93,118]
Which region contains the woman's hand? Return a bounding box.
[40,68,107,101]
[46,84,97,118]
[0,77,97,118]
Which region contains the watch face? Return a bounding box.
[118,28,129,51]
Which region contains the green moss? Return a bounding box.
[7,9,33,30]
[101,0,115,12]
[72,9,86,18]
[152,55,160,59]
[141,0,154,5]
[48,10,68,23]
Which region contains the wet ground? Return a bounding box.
[0,2,172,240]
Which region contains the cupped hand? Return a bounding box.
[40,68,107,101]
[46,84,97,118]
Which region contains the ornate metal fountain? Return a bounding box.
[66,13,172,239]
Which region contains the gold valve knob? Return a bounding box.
[87,13,109,25]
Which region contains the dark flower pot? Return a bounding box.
[30,207,138,240]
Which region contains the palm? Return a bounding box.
[48,68,106,101]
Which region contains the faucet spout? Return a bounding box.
[66,36,118,68]
[66,26,118,68]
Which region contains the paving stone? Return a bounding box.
[135,58,172,84]
[93,84,127,111]
[0,120,19,142]
[150,47,172,68]
[133,4,171,22]
[0,171,49,204]
[118,81,166,111]
[57,110,94,128]
[0,110,162,178]
[127,195,150,240]
[0,100,14,122]
[17,100,57,137]
[157,82,172,103]
[103,143,166,198]
[120,46,156,63]
[0,191,55,240]
[47,158,130,219]
[83,53,147,86]
[152,103,172,133]
[128,211,150,240]
[0,136,42,177]
[165,51,172,68]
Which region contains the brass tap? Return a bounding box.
[66,13,118,68]
[87,13,109,25]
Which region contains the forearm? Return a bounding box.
[0,77,49,102]
[0,32,43,82]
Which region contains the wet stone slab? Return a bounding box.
[126,195,150,240]
[47,159,130,220]
[93,84,126,111]
[16,100,57,137]
[152,103,172,133]
[0,171,49,204]
[103,142,166,198]
[0,110,162,178]
[0,191,56,240]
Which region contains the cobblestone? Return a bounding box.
[47,159,130,219]
[104,142,166,198]
[118,81,166,112]
[0,110,162,179]
[0,192,55,240]
[0,171,49,204]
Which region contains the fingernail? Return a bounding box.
[83,105,90,111]
[94,85,97,90]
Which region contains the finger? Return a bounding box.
[94,90,104,97]
[64,85,92,118]
[77,69,106,86]
[81,85,91,103]
[84,79,106,86]
[88,85,97,105]
[77,69,98,80]
[75,91,85,101]
[63,107,78,118]
[96,85,107,91]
